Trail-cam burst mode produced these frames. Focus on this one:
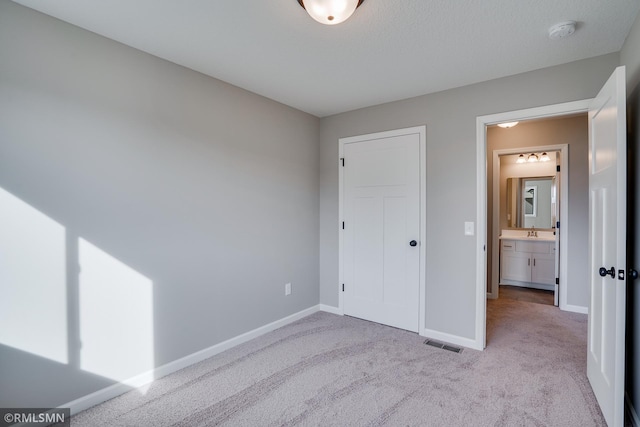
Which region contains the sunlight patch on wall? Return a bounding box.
[78,238,154,383]
[0,187,68,363]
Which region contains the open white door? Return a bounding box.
[553,160,560,307]
[587,66,627,427]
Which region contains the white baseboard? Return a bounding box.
[561,303,588,314]
[626,392,640,427]
[62,305,321,415]
[421,328,482,351]
[319,304,342,315]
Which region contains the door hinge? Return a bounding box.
[556,278,559,285]
[556,165,560,172]
[340,158,345,167]
[342,221,345,230]
[342,283,345,292]
[556,221,560,229]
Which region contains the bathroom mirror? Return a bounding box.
[506,176,555,229]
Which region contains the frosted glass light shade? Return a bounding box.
[301,0,361,25]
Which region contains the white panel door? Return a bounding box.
[587,66,627,427]
[343,132,420,332]
[553,165,560,306]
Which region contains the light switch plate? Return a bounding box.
[464,222,475,236]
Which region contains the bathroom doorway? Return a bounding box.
[486,113,591,313]
[489,145,564,307]
[474,100,592,350]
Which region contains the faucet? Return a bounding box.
[528,226,537,238]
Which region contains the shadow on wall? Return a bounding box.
[0,186,154,406]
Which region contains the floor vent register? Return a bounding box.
[424,339,463,354]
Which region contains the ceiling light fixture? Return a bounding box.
[527,153,539,163]
[297,0,365,25]
[497,122,519,128]
[548,21,576,40]
[540,152,551,162]
[516,154,526,164]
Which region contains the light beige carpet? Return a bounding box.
[72,298,605,426]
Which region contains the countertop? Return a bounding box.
[499,235,556,242]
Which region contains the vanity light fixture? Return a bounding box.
[540,152,551,162]
[527,153,539,163]
[516,154,526,164]
[297,0,365,25]
[497,122,519,128]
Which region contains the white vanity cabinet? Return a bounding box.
[500,239,555,290]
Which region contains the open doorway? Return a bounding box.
[489,145,565,307]
[485,114,591,315]
[475,100,591,349]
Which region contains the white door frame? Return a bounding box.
[476,100,591,348]
[488,144,568,308]
[338,126,427,334]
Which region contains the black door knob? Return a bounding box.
[409,240,417,247]
[630,269,639,280]
[599,267,615,278]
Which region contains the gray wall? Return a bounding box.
[319,54,619,340]
[0,1,319,408]
[488,115,589,307]
[620,9,640,421]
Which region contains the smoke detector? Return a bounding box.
[548,21,576,40]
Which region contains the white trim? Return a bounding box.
[338,126,427,334]
[422,328,482,351]
[338,136,345,315]
[626,392,640,427]
[490,144,569,307]
[476,119,488,348]
[319,304,343,315]
[418,127,427,334]
[60,305,320,415]
[476,99,591,350]
[563,304,588,314]
[488,148,499,300]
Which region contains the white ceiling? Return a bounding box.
[13,0,640,117]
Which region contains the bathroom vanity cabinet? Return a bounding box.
[500,238,555,290]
